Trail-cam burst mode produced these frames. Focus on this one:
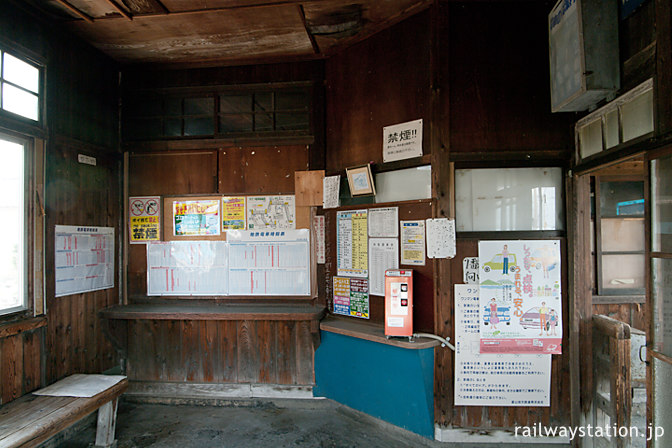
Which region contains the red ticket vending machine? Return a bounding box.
[385,269,413,338]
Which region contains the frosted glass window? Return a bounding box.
[374,166,431,203]
[651,156,672,253]
[621,89,653,142]
[653,359,672,448]
[601,254,645,291]
[0,137,25,314]
[455,167,564,231]
[2,84,39,121]
[579,119,603,159]
[3,53,39,93]
[652,258,672,357]
[604,109,619,149]
[600,218,645,252]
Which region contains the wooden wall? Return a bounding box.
[0,1,121,404]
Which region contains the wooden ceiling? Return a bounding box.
[28,0,431,66]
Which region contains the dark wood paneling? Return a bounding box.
[0,326,45,405]
[444,2,573,155]
[129,150,219,196]
[325,10,431,171]
[125,319,314,385]
[323,200,434,332]
[593,303,646,332]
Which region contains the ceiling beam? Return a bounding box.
[297,5,320,55]
[104,0,133,20]
[54,0,94,23]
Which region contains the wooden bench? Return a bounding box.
[0,374,128,448]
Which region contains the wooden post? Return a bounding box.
[94,398,119,448]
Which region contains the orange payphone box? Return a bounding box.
[385,269,413,338]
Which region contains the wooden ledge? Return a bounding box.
[0,316,47,339]
[99,303,326,321]
[320,316,440,349]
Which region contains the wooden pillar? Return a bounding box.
[95,398,119,448]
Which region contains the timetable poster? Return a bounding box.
[55,226,115,297]
[333,276,369,319]
[454,284,551,407]
[173,200,220,236]
[478,240,562,354]
[336,209,368,278]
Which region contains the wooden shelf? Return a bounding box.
[100,303,326,321]
[320,315,440,349]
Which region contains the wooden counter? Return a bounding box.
[320,315,440,349]
[100,303,326,321]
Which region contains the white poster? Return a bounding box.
[368,207,398,237]
[55,226,115,297]
[314,215,326,264]
[454,284,551,407]
[228,230,310,295]
[246,195,296,229]
[426,218,456,259]
[368,238,399,296]
[478,240,562,354]
[147,241,229,296]
[400,220,425,266]
[383,119,423,163]
[323,175,341,209]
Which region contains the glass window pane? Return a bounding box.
[600,217,645,252]
[651,156,672,253]
[652,258,672,357]
[184,97,213,115]
[255,113,273,131]
[375,166,431,203]
[599,181,644,217]
[604,109,619,149]
[276,89,309,111]
[184,117,213,136]
[254,93,272,112]
[455,167,564,232]
[219,114,253,133]
[2,83,38,121]
[3,52,39,93]
[276,112,309,131]
[601,254,645,291]
[220,94,251,113]
[164,118,182,136]
[0,138,25,313]
[579,119,603,159]
[621,89,654,142]
[653,358,672,448]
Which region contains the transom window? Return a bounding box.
[0,49,41,122]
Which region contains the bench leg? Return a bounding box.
[94,398,119,448]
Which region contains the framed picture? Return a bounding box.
[346,164,376,197]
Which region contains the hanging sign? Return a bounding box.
[129,196,161,243]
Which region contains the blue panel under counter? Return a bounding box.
[313,317,438,439]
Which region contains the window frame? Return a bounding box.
[0,44,44,127]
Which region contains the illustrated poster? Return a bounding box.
[455,284,551,407]
[336,210,368,278]
[246,195,296,229]
[479,240,562,354]
[173,200,220,236]
[333,276,369,319]
[129,196,160,243]
[222,196,246,230]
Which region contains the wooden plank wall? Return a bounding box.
[125,320,314,385]
[0,1,122,404]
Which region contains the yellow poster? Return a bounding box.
[129,196,161,243]
[222,196,246,230]
[351,211,368,271]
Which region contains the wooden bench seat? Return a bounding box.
[0,375,128,448]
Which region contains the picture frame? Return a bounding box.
[346,164,376,197]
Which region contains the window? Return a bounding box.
[123,85,311,141]
[0,134,28,315]
[1,49,41,122]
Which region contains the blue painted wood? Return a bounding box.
[314,331,434,438]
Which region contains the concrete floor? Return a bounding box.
[54,398,571,448]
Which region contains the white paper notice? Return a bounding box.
[383,119,423,163]
[368,207,399,237]
[228,230,310,296]
[454,284,551,407]
[368,238,399,296]
[400,220,426,266]
[55,226,115,297]
[426,218,456,258]
[147,241,229,296]
[314,215,326,264]
[323,175,341,209]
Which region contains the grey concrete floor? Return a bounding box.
[54,398,571,448]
